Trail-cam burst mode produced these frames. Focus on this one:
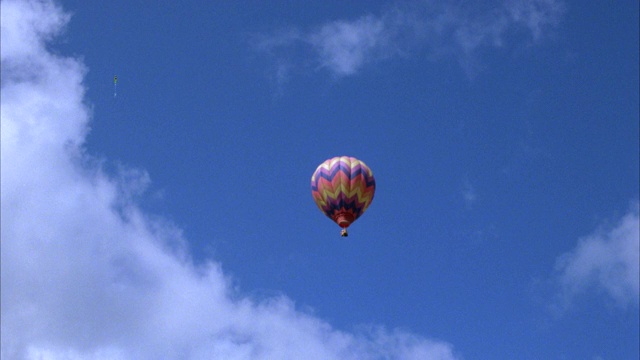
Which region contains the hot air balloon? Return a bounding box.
[311,156,376,236]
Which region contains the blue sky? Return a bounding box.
[1,0,638,359]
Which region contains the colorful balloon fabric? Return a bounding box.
[311,156,375,234]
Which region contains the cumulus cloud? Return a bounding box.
[254,0,564,79]
[554,204,640,308]
[0,1,459,359]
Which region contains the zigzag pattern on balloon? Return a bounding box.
[312,181,374,212]
[311,169,375,208]
[313,185,373,209]
[312,160,375,184]
[311,159,375,190]
[317,193,371,218]
[311,156,375,224]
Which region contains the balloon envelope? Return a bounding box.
[311,156,375,231]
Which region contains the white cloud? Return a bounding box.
[461,180,477,210]
[505,0,565,41]
[255,0,564,79]
[309,15,390,76]
[0,1,460,359]
[554,204,640,308]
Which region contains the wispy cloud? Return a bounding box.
[461,180,477,210]
[553,203,640,308]
[254,0,564,81]
[0,1,460,359]
[504,0,565,41]
[309,15,390,76]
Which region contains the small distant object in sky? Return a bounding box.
[311,156,376,237]
[113,75,118,97]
